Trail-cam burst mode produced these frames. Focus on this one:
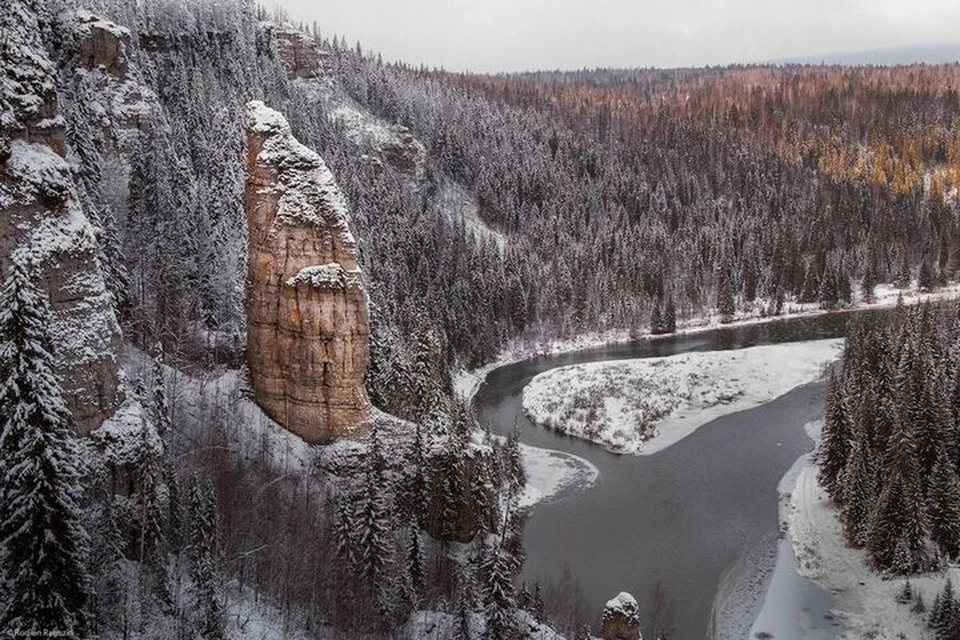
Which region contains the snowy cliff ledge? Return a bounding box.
[1,0,123,433]
[522,339,844,455]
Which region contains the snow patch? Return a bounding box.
[522,340,843,455]
[437,179,506,253]
[518,443,598,509]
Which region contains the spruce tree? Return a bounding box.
[927,444,960,560]
[664,295,677,333]
[358,427,394,623]
[818,375,852,502]
[0,260,92,636]
[188,479,223,639]
[480,536,516,639]
[841,426,876,547]
[649,299,664,335]
[867,405,932,574]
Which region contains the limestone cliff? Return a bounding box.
[0,0,123,433]
[244,101,371,443]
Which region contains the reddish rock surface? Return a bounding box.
[75,12,131,78]
[272,28,325,79]
[244,101,371,443]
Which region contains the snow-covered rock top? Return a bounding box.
[90,398,161,467]
[603,592,640,624]
[245,100,355,241]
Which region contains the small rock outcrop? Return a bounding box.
[600,592,642,640]
[65,11,159,155]
[244,101,371,443]
[74,11,131,77]
[272,27,326,79]
[1,0,123,433]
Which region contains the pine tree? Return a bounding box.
[919,258,937,292]
[136,410,171,611]
[867,405,932,574]
[818,375,852,502]
[861,265,877,303]
[406,519,425,606]
[649,298,664,335]
[663,295,677,333]
[927,444,960,560]
[480,536,516,639]
[188,479,223,639]
[454,562,476,640]
[358,427,394,623]
[841,425,876,547]
[505,421,526,492]
[716,256,735,323]
[0,260,92,636]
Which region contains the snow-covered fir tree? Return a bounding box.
[0,260,92,636]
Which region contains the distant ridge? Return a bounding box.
[775,43,960,66]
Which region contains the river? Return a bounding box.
[474,312,876,639]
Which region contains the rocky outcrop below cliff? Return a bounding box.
[244,100,372,443]
[1,0,123,433]
[61,10,159,155]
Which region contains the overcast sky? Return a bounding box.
[277,0,960,72]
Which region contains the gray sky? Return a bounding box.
[277,0,960,72]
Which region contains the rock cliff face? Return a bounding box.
[244,101,371,443]
[272,28,326,79]
[1,0,123,433]
[65,11,159,155]
[75,11,130,78]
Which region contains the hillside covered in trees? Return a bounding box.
[6,0,960,637]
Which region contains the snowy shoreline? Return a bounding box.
[517,444,598,509]
[454,282,960,406]
[521,340,843,456]
[747,420,960,639]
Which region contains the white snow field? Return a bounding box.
[521,339,844,455]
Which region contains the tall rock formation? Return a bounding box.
[244,101,372,443]
[1,0,123,433]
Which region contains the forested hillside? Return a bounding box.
[59,0,960,419]
[7,0,960,637]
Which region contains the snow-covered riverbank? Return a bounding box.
[750,420,960,639]
[520,339,843,455]
[453,281,960,407]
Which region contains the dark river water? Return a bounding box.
[474,312,879,640]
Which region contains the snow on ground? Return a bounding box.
[437,179,507,253]
[754,420,960,640]
[518,443,598,509]
[402,609,564,640]
[521,340,843,455]
[454,280,960,407]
